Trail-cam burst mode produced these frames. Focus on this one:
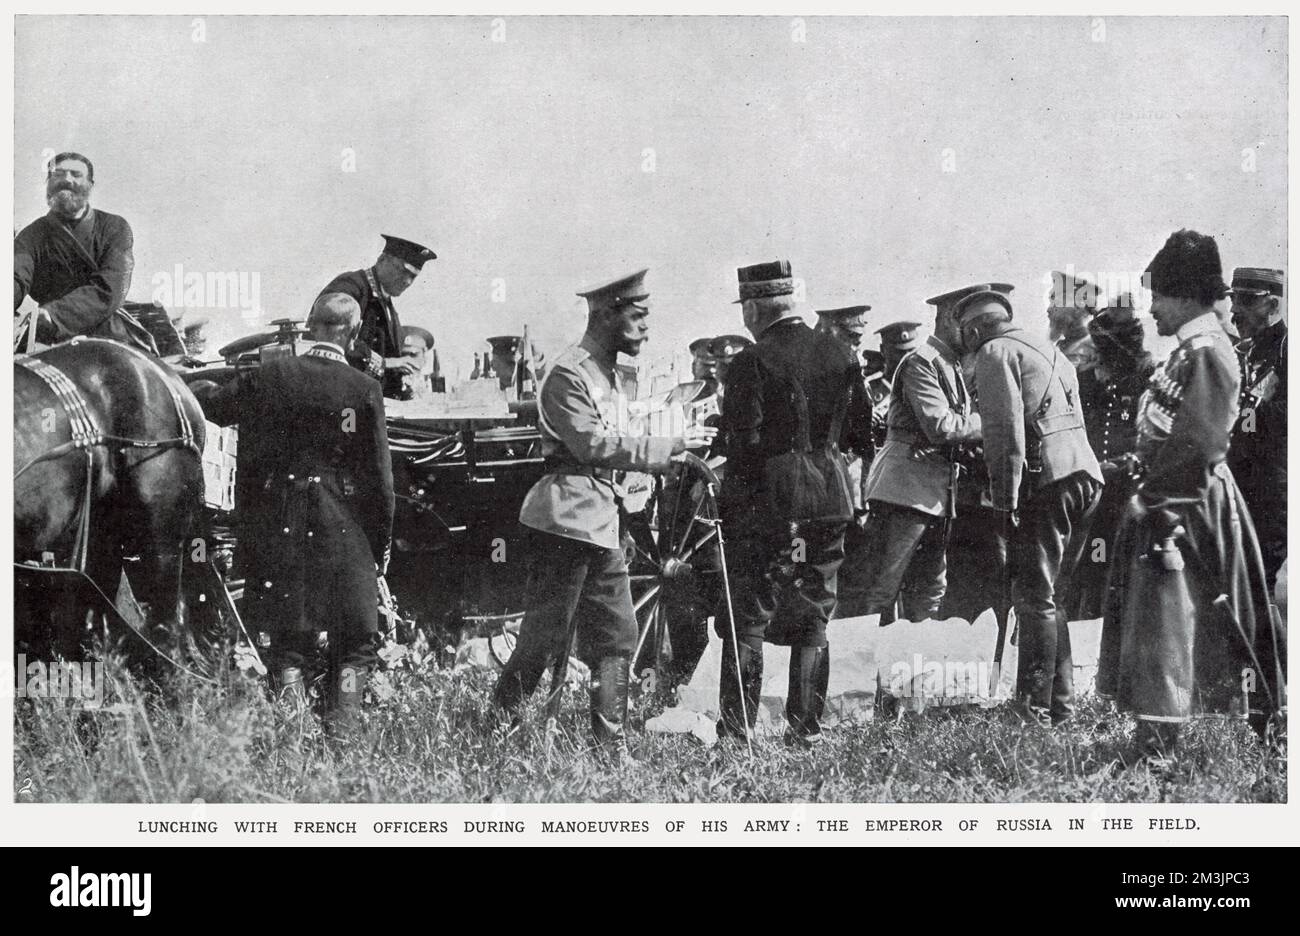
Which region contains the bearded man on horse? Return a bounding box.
[14,151,156,355]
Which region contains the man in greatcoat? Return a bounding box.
[202,292,395,732]
[716,261,873,745]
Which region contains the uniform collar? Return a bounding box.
[303,340,348,363]
[578,332,618,371]
[1175,311,1223,345]
[927,334,960,363]
[368,266,390,301]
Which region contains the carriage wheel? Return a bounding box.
[625,452,725,697]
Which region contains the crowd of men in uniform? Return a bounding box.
[15,152,1287,758]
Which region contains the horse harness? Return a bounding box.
[15,338,202,574]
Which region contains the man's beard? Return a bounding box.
[46,181,90,219]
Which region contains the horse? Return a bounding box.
[14,337,208,663]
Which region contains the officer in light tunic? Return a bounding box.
[493,269,714,753]
[857,306,982,624]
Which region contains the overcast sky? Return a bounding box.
[14,15,1287,375]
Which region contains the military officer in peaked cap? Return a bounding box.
[689,336,720,396]
[710,333,752,388]
[493,269,715,756]
[317,234,437,398]
[812,305,876,619]
[1228,266,1287,597]
[877,320,922,382]
[815,304,871,350]
[857,303,983,625]
[717,261,873,745]
[957,283,1101,727]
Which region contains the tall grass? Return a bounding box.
[13,646,1286,804]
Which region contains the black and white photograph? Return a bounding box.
[6,10,1290,833]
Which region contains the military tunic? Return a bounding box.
[855,336,980,621]
[1098,313,1284,722]
[973,323,1102,722]
[202,342,395,665]
[316,268,401,397]
[496,336,680,709]
[1061,355,1158,620]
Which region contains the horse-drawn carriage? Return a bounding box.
[180,319,725,684]
[13,311,726,690]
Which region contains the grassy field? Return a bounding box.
[13,637,1286,804]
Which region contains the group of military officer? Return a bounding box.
[15,152,1285,754]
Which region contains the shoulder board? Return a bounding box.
[1185,334,1220,353]
[551,344,591,371]
[912,341,940,364]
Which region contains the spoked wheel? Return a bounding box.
[625,452,725,695]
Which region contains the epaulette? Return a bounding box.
[1185,334,1219,353]
[912,341,941,364]
[551,344,591,373]
[366,349,384,379]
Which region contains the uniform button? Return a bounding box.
[307,531,314,538]
[283,527,290,534]
[288,474,295,480]
[264,580,273,589]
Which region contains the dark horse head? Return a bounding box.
[15,338,207,659]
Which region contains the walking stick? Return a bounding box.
[707,480,754,760]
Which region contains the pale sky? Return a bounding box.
[14,15,1287,374]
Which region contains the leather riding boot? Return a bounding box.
[717,641,763,740]
[590,655,632,758]
[785,644,830,746]
[327,662,369,739]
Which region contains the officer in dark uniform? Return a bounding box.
[858,309,982,624]
[1227,267,1287,596]
[316,235,436,398]
[811,307,878,620]
[650,334,738,688]
[688,336,719,394]
[1060,296,1157,621]
[718,261,874,745]
[814,304,870,351]
[493,269,715,754]
[203,292,395,731]
[960,286,1102,726]
[710,334,752,387]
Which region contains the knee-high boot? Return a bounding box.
[718,641,763,740]
[590,654,631,754]
[786,644,830,744]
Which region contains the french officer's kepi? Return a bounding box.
[876,320,922,351]
[734,260,794,303]
[577,268,650,311]
[1231,267,1285,298]
[381,234,437,273]
[816,305,871,335]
